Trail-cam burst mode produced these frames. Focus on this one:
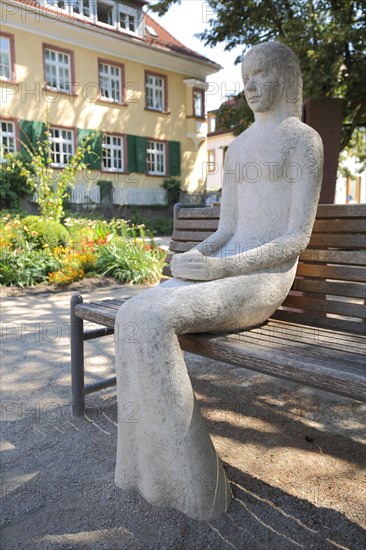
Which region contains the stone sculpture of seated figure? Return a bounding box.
[114,42,323,521]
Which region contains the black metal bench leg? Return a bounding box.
[70,294,85,417]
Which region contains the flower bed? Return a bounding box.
[0,214,167,288]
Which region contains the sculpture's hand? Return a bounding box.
[171,249,223,281]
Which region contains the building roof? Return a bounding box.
[14,0,220,68]
[143,13,212,64]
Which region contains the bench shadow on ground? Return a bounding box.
[191,373,366,464]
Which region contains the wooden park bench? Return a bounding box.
[70,203,366,416]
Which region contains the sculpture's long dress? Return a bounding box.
[114,260,297,520]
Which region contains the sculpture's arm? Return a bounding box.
[171,147,237,276]
[173,128,323,281]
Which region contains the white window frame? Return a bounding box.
[147,140,166,176]
[44,48,72,93]
[102,134,124,172]
[146,74,165,112]
[99,62,122,103]
[49,127,75,167]
[118,4,138,33]
[0,36,12,81]
[0,120,16,161]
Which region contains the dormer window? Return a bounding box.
[70,0,91,17]
[97,1,115,25]
[38,1,143,36]
[118,4,138,34]
[41,0,95,19]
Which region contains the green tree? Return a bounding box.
[151,0,365,150]
[5,124,97,222]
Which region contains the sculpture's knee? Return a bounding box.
[115,296,172,340]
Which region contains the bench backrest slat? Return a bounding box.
[168,203,366,334]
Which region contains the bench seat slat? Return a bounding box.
[176,204,365,220]
[313,219,366,233]
[315,204,365,218]
[179,333,366,402]
[169,241,197,253]
[299,249,366,265]
[75,303,123,327]
[272,310,366,335]
[172,230,215,242]
[308,234,366,248]
[292,279,366,299]
[295,263,365,282]
[175,219,219,231]
[236,328,365,367]
[177,207,220,219]
[257,320,366,352]
[89,301,121,311]
[281,295,365,319]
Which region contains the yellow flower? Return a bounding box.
[31,231,38,237]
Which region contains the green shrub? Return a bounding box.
[129,212,173,236]
[151,216,173,235]
[0,243,61,287]
[21,216,70,249]
[97,179,114,202]
[0,154,33,209]
[162,177,181,206]
[96,236,166,284]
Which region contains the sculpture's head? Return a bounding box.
[241,42,303,118]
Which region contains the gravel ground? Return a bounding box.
[1,282,365,549]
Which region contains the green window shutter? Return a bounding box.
[19,120,33,157]
[77,129,101,170]
[127,135,146,173]
[168,141,181,176]
[136,136,147,173]
[19,119,46,159]
[32,121,46,147]
[32,121,47,161]
[127,134,137,173]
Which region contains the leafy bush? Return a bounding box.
[21,216,70,249]
[97,179,114,202]
[0,243,61,287]
[162,177,181,206]
[129,212,173,235]
[0,154,33,209]
[96,237,166,284]
[151,216,173,235]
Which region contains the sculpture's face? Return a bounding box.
[242,53,282,113]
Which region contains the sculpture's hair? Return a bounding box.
[242,42,303,117]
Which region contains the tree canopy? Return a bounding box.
[150,0,366,151]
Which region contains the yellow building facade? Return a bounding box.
[0,0,220,204]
